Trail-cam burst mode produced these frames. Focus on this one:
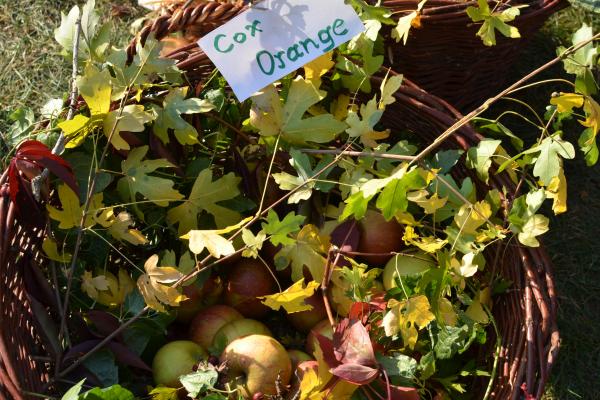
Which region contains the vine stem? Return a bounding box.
[408,32,600,166]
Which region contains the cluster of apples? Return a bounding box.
[151,211,436,398]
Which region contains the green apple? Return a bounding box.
[152,340,207,387]
[213,318,272,349]
[221,335,292,399]
[383,251,436,290]
[189,304,243,350]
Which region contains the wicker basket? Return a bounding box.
[0,2,558,399]
[381,0,567,110]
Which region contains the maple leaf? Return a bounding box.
[546,168,567,215]
[181,230,235,259]
[137,254,186,312]
[403,226,448,253]
[379,73,404,108]
[106,211,149,245]
[466,0,522,46]
[241,229,266,259]
[383,295,435,349]
[345,98,389,148]
[406,190,448,214]
[303,52,334,89]
[275,224,329,282]
[249,76,347,144]
[42,238,72,263]
[47,184,103,229]
[261,210,305,246]
[453,200,492,235]
[167,168,241,235]
[81,271,109,300]
[260,279,320,314]
[103,104,155,151]
[152,87,214,145]
[336,34,383,93]
[550,92,585,113]
[117,145,184,207]
[465,139,502,183]
[531,135,575,185]
[391,0,426,45]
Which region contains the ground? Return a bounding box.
[0,1,598,398]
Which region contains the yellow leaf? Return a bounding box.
[42,237,72,263]
[331,94,350,121]
[47,184,102,229]
[383,295,435,349]
[407,190,448,214]
[394,211,421,226]
[581,96,600,136]
[465,288,491,324]
[345,98,389,148]
[107,211,149,245]
[182,230,235,258]
[77,65,112,115]
[81,271,109,301]
[91,270,135,307]
[546,168,567,215]
[276,224,329,282]
[137,254,186,312]
[303,52,334,89]
[550,92,584,113]
[454,201,492,234]
[403,226,448,253]
[260,279,319,314]
[103,104,154,150]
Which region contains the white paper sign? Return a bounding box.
[198,0,365,101]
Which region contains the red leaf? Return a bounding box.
[314,332,339,368]
[87,311,122,340]
[333,319,377,367]
[330,363,379,385]
[388,385,420,400]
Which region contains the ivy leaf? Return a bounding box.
[152,87,214,145]
[532,135,575,185]
[383,295,435,349]
[466,0,522,46]
[345,98,389,148]
[103,105,155,150]
[241,229,266,259]
[261,210,305,246]
[275,224,329,282]
[260,279,320,314]
[250,76,346,144]
[182,230,235,258]
[137,254,186,313]
[179,364,219,398]
[42,238,72,263]
[167,169,241,235]
[465,139,501,183]
[118,145,184,207]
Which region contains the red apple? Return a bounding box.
[305,319,333,357]
[224,259,277,318]
[152,340,207,387]
[221,335,292,399]
[286,292,327,333]
[357,210,404,266]
[189,305,243,350]
[177,275,224,322]
[213,318,272,349]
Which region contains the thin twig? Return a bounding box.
[408,32,600,166]
[209,112,255,144]
[300,148,416,161]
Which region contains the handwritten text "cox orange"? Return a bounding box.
[213,20,263,53]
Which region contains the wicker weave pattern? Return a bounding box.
[383,0,566,110]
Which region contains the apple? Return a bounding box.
[286,292,327,332]
[224,259,277,318]
[152,340,207,387]
[305,319,333,357]
[357,210,404,266]
[189,305,243,350]
[221,335,292,399]
[177,275,224,322]
[287,350,313,372]
[213,318,272,349]
[383,251,436,290]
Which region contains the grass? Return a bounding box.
[0,1,599,398]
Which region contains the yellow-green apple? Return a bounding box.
[213,318,272,348]
[221,335,292,399]
[224,259,277,318]
[287,349,313,372]
[305,319,333,357]
[383,251,435,290]
[152,340,207,387]
[286,292,327,332]
[357,210,404,266]
[189,305,243,349]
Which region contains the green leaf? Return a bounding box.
[434,324,474,359]
[241,229,266,258]
[579,127,599,165]
[336,35,384,93]
[80,385,135,400]
[82,349,118,387]
[345,98,388,148]
[54,5,80,56]
[340,192,374,221]
[517,214,549,247]
[250,76,347,144]
[152,87,214,145]
[376,353,417,380]
[61,379,85,400]
[103,105,155,150]
[379,74,404,108]
[465,139,501,183]
[557,24,599,76]
[117,145,184,207]
[472,117,524,150]
[532,135,575,185]
[167,168,241,235]
[261,210,305,246]
[179,364,219,398]
[149,386,179,400]
[375,168,426,220]
[466,0,522,46]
